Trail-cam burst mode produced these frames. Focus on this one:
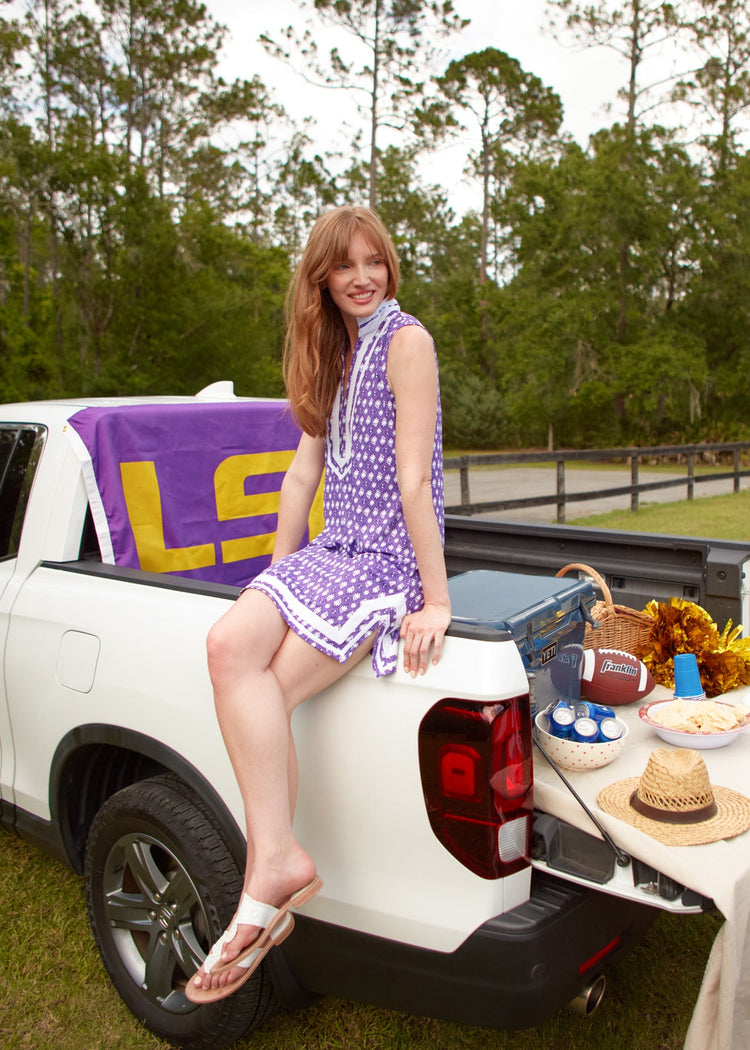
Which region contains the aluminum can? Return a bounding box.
[571,716,599,743]
[549,702,575,739]
[598,717,623,742]
[574,701,616,722]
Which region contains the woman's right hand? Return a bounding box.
[399,601,452,677]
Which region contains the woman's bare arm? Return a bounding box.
[388,324,451,676]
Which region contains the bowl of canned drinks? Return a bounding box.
[534,699,629,771]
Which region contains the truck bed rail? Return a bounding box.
[444,516,750,632]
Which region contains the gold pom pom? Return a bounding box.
[635,598,750,697]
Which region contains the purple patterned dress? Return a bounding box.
[247,298,444,677]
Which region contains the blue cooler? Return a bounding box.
[447,570,596,713]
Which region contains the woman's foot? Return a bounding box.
[187,852,319,1000]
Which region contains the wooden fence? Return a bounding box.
[443,443,750,523]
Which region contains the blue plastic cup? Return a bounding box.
[673,653,705,699]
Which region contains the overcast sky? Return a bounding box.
[208,0,634,142]
[205,0,649,213]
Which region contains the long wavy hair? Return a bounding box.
[283,206,400,436]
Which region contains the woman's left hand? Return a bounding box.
[399,602,452,677]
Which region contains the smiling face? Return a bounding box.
[325,231,390,340]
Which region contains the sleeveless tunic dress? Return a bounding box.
[246,298,444,677]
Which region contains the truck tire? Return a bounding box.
[84,773,278,1050]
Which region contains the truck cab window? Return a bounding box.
[0,424,45,559]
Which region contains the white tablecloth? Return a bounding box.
[532,683,750,1050]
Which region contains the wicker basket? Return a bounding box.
[556,562,653,655]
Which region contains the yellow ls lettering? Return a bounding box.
[119,449,325,575]
[215,451,295,563]
[120,461,216,572]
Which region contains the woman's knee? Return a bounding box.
[206,590,286,687]
[205,615,242,688]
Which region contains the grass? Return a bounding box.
[0,829,723,1050]
[573,488,750,540]
[2,492,744,1049]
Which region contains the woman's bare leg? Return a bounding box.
[191,588,373,992]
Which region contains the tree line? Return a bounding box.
[1,0,749,449]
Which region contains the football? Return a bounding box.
[580,648,655,706]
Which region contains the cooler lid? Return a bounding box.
[448,569,595,632]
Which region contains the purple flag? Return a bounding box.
[69,400,308,587]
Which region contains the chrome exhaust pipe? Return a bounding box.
[568,974,606,1016]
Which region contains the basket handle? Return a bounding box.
[556,562,614,607]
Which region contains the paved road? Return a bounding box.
[443,465,750,524]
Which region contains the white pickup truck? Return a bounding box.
[0,389,715,1050]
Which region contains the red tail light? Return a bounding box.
[440,744,480,800]
[419,696,533,879]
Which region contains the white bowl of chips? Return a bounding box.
[639,698,750,749]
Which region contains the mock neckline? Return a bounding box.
[356,297,399,334]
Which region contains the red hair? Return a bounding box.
[283,206,400,436]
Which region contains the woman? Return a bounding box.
[187,206,450,1003]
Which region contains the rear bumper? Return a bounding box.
[272,870,658,1029]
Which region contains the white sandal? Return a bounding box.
[185,875,322,1004]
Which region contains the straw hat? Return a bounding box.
[597,748,750,846]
